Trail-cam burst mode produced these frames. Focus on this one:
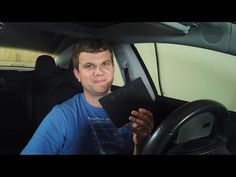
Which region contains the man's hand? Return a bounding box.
[128,108,154,154]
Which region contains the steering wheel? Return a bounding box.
[141,99,231,155]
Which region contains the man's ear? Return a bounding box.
[73,68,80,81]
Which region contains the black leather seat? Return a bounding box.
[33,55,83,129]
[34,55,57,79]
[0,70,30,153]
[33,55,60,128]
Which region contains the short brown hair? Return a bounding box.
[72,36,114,69]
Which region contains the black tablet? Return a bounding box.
[99,77,154,128]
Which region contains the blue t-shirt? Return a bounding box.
[21,93,133,155]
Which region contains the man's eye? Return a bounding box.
[103,61,111,66]
[84,64,94,69]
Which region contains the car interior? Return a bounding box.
[0,22,236,154]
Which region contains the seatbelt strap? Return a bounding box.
[124,67,131,83]
[121,61,131,83]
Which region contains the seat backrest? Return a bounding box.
[33,56,83,129]
[33,55,60,128]
[35,55,57,79]
[0,70,31,154]
[46,60,83,111]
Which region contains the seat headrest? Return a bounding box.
[35,55,56,78]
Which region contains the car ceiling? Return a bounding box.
[0,22,236,56]
[0,22,186,55]
[1,22,186,41]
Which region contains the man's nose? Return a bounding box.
[94,65,104,75]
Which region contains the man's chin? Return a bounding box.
[93,88,110,96]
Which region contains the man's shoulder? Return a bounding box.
[55,93,84,112]
[60,93,82,106]
[48,93,82,120]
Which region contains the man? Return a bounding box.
[21,36,154,155]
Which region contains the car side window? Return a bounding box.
[135,43,236,112]
[0,46,56,70]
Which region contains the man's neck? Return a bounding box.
[84,94,102,107]
[84,91,111,107]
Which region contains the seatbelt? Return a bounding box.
[121,61,131,83]
[124,68,131,83]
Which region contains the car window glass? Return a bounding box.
[0,46,56,70]
[135,43,236,112]
[113,55,124,86]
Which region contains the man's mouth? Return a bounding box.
[94,79,106,83]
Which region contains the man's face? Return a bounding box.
[73,50,114,97]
